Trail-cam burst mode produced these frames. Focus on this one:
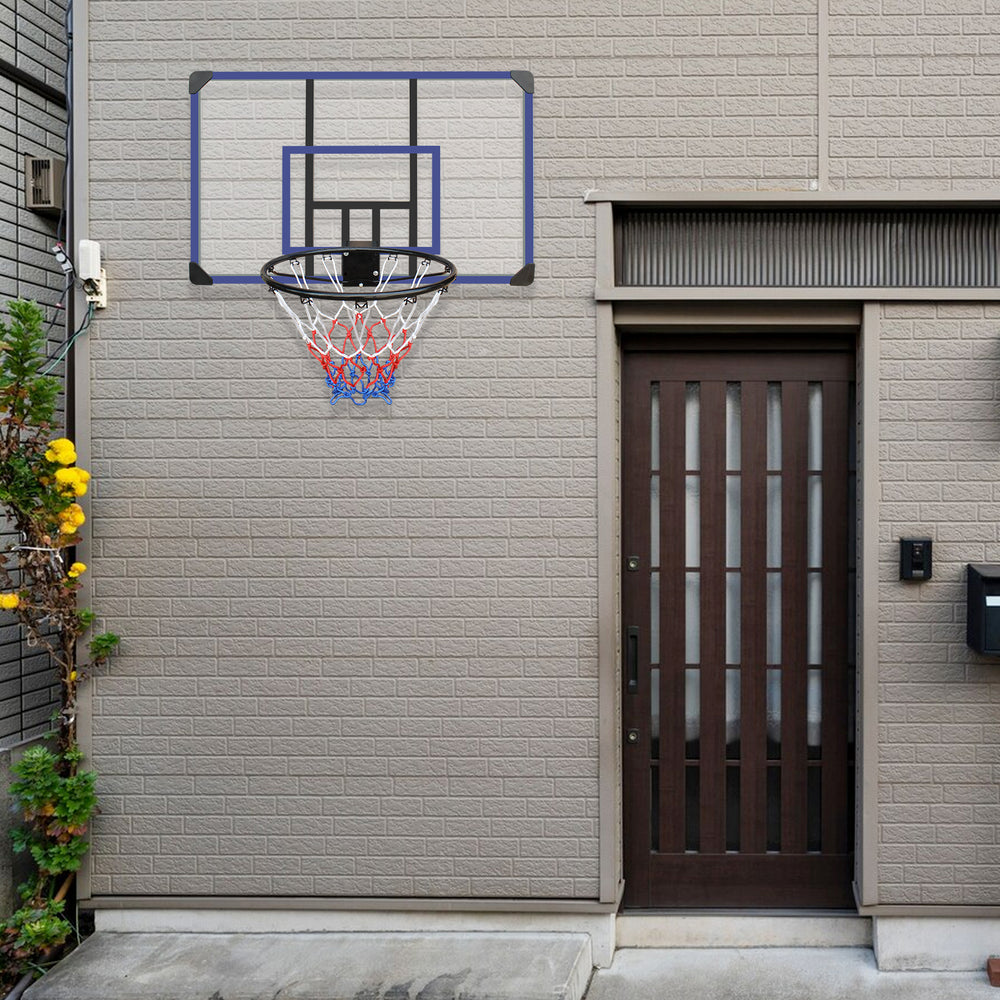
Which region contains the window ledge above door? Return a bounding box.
[596,285,1000,302]
[585,189,1000,208]
[589,190,1000,303]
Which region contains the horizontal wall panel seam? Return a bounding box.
[615,208,1000,289]
[0,56,66,107]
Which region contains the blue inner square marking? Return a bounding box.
[281,145,441,256]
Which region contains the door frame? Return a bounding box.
[595,297,879,911]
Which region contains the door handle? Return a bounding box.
[626,626,639,694]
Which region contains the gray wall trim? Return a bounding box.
[585,191,1000,207]
[596,293,619,905]
[596,200,614,290]
[858,904,1000,917]
[594,285,1000,302]
[71,0,93,903]
[598,286,1000,302]
[596,200,621,904]
[857,302,880,908]
[0,56,67,107]
[817,0,829,190]
[612,301,862,330]
[83,893,623,915]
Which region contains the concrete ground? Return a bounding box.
[21,931,594,1000]
[22,932,1000,1000]
[584,947,999,1000]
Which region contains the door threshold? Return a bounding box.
[617,912,872,949]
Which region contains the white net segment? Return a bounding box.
[270,253,444,406]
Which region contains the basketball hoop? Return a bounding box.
[261,247,457,406]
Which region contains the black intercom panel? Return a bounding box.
[900,538,932,581]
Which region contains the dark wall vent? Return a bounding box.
[615,207,1000,288]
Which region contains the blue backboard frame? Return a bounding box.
[189,70,534,286]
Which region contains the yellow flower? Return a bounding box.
[67,562,86,578]
[54,467,90,497]
[60,503,86,527]
[0,593,20,610]
[58,504,85,537]
[69,671,77,682]
[44,438,77,465]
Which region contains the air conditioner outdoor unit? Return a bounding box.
[24,156,65,214]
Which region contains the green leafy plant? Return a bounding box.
[2,898,70,957]
[0,747,97,979]
[10,747,96,876]
[0,300,119,990]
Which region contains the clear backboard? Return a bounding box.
[189,70,534,286]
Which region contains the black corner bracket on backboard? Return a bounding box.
[189,262,213,285]
[189,70,213,94]
[510,263,535,286]
[510,70,534,94]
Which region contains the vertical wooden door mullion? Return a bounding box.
[821,378,850,854]
[740,380,767,854]
[699,380,727,854]
[660,379,687,854]
[780,380,809,856]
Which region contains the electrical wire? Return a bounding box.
[57,0,73,245]
[12,0,20,299]
[43,275,74,336]
[38,301,93,376]
[40,0,88,378]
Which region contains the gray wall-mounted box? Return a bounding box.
[24,156,65,214]
[967,564,1000,654]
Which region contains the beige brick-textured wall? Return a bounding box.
[876,302,1000,906]
[86,0,821,900]
[85,0,1000,904]
[829,0,1000,189]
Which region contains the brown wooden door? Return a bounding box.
[622,338,856,908]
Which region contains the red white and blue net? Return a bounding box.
[266,251,452,406]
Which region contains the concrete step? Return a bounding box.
[584,947,997,1000]
[23,931,594,1000]
[617,913,872,949]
